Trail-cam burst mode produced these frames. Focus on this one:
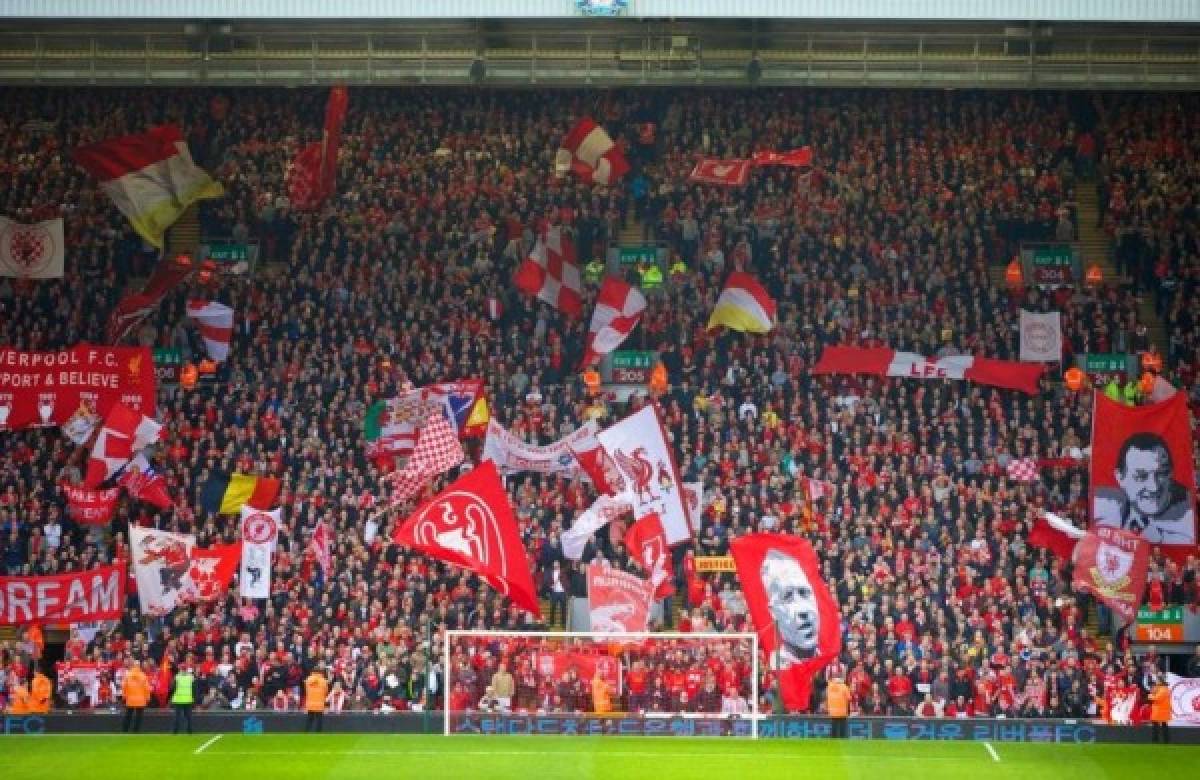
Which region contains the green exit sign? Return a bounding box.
[611,351,655,384]
[205,243,249,263]
[619,246,658,266]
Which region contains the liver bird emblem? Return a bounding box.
[614,447,655,504]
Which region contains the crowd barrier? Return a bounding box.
[2,711,1197,743]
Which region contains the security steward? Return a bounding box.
[305,665,330,733]
[169,661,198,735]
[122,658,151,733]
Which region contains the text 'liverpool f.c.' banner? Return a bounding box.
[0,346,156,431]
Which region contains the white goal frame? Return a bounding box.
[444,630,759,738]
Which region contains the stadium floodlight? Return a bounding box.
[445,630,760,739]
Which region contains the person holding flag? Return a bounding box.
[305,665,330,732]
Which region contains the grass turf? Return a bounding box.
[0,734,1195,779]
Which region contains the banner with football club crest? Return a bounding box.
[0,346,155,431]
[1072,526,1150,623]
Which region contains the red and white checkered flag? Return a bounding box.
[382,411,465,507]
[513,226,582,317]
[1006,457,1040,483]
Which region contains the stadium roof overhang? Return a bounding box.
[1,3,1199,89]
[2,0,1199,22]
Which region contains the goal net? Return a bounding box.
[444,631,759,738]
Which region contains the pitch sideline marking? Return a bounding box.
[194,735,223,755]
[983,742,1000,763]
[194,750,963,761]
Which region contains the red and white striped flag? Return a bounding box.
[581,276,646,368]
[310,520,333,580]
[803,477,835,502]
[186,300,234,361]
[85,404,161,488]
[513,226,582,317]
[382,412,466,508]
[555,117,629,186]
[73,125,223,249]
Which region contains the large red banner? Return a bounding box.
[0,563,125,625]
[534,651,621,692]
[1091,392,1196,554]
[587,563,653,633]
[0,346,155,431]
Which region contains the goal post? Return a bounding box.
[444,630,759,738]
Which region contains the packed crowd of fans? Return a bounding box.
[0,87,1197,718]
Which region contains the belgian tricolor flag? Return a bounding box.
[200,472,281,516]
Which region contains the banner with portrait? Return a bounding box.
[1091,392,1196,556]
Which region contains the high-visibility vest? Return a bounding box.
[171,672,195,705]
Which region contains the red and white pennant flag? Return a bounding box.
[514,226,582,317]
[581,276,646,368]
[186,300,234,361]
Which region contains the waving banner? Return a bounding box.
[812,346,1044,395]
[393,460,540,616]
[1072,526,1150,623]
[0,563,125,625]
[596,405,693,545]
[587,563,653,633]
[239,507,280,600]
[1167,673,1200,727]
[482,418,599,478]
[1091,392,1196,550]
[730,533,841,712]
[0,346,155,431]
[129,526,195,616]
[62,484,121,526]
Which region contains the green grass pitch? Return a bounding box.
[0,734,1195,779]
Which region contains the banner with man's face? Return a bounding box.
[1091,392,1196,552]
[729,533,840,712]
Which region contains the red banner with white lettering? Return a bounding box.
[61,483,121,525]
[0,563,125,625]
[0,346,156,431]
[1072,526,1150,623]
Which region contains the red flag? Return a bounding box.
[1072,526,1151,623]
[688,158,753,187]
[393,461,541,617]
[321,85,348,197]
[812,346,1045,395]
[288,142,325,211]
[570,441,623,497]
[514,226,582,317]
[118,454,174,510]
[1090,392,1196,555]
[184,542,241,603]
[623,512,674,600]
[310,520,333,580]
[581,276,646,368]
[61,483,120,526]
[729,533,841,712]
[107,254,194,344]
[587,563,653,632]
[752,147,813,168]
[1028,515,1083,562]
